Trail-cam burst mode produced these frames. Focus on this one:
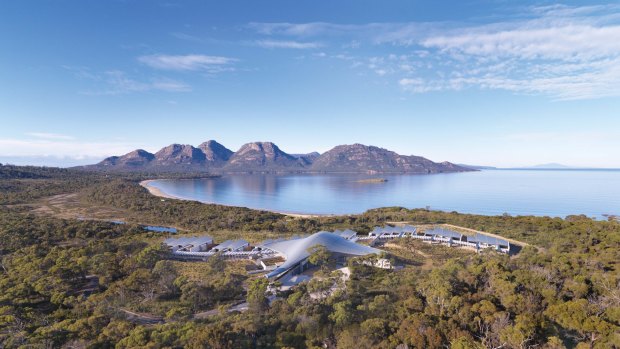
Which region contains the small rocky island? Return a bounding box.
[356,178,389,183]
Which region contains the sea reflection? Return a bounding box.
[147,170,620,218]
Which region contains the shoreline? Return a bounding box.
[140,178,615,221]
[139,179,329,218]
[140,180,186,200]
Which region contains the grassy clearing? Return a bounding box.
[381,237,473,270]
[171,259,255,283]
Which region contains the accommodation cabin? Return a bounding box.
[211,239,250,252]
[163,236,213,252]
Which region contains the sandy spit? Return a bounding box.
[139,180,184,200]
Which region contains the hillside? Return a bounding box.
[82,141,470,174]
[198,140,234,164]
[97,149,155,169]
[1,169,618,348]
[224,142,306,172]
[291,152,321,166]
[311,144,470,173]
[153,144,206,166]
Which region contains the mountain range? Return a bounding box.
[83,141,472,174]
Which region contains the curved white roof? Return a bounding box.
[264,231,380,278]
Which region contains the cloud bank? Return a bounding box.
[0,135,140,160]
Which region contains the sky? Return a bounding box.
[1,0,619,168]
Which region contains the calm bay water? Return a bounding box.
[147,170,620,219]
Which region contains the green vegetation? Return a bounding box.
[0,163,217,206]
[83,179,289,233]
[307,245,331,270]
[0,165,618,348]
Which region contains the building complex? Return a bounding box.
[162,225,512,280]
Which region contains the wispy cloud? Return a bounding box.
[99,71,191,94]
[138,54,237,71]
[402,6,620,100]
[405,18,620,100]
[170,32,208,43]
[247,22,421,40]
[250,5,620,100]
[65,66,192,94]
[249,22,341,36]
[248,22,437,44]
[420,25,620,61]
[67,68,191,95]
[25,132,75,141]
[255,40,322,49]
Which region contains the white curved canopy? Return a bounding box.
[263,231,380,278]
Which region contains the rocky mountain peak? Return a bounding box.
[85,140,471,174]
[198,140,233,162]
[310,144,469,173]
[225,142,302,171]
[237,142,278,154]
[126,149,155,159]
[154,144,206,165]
[98,149,155,167]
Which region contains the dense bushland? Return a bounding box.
[0,166,618,348]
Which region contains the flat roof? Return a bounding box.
[370,227,384,234]
[402,225,417,232]
[164,236,213,247]
[471,233,510,247]
[425,228,463,239]
[227,239,249,250]
[212,239,250,251]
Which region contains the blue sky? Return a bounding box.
[1,0,619,167]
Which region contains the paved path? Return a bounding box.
[120,309,163,324]
[194,301,249,319]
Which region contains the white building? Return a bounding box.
[261,231,380,279]
[211,239,250,252]
[163,236,213,252]
[333,229,358,241]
